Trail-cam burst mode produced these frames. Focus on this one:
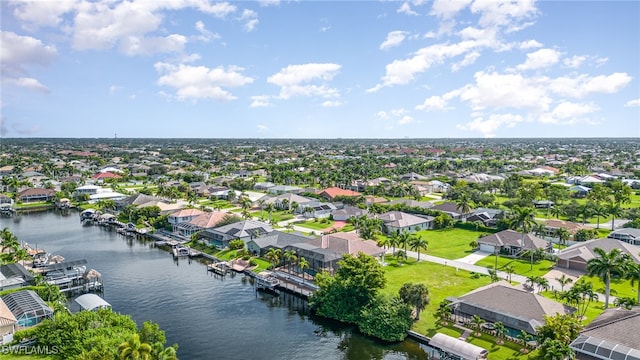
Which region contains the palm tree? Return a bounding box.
[389,230,400,254]
[586,247,632,308]
[554,228,570,249]
[607,202,622,231]
[265,248,282,269]
[508,206,537,270]
[626,262,640,304]
[298,256,309,284]
[494,322,506,345]
[118,334,152,360]
[591,204,607,229]
[504,264,515,283]
[283,249,297,274]
[409,236,428,261]
[399,230,411,253]
[257,199,266,219]
[517,330,534,352]
[152,343,178,360]
[536,277,550,294]
[455,192,474,215]
[555,274,573,292]
[399,283,430,320]
[471,315,485,335]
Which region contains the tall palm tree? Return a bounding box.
[554,228,570,249]
[298,256,309,284]
[493,321,506,345]
[586,248,632,308]
[508,206,538,270]
[504,264,515,283]
[283,249,297,274]
[410,236,428,261]
[455,192,473,215]
[591,204,607,229]
[118,334,152,360]
[389,231,400,254]
[607,202,622,231]
[626,262,640,304]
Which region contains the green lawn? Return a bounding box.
[382,259,493,335]
[295,219,334,231]
[416,228,487,260]
[540,291,606,325]
[474,256,555,278]
[251,210,294,223]
[578,275,639,300]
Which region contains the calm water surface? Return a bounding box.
[1,210,430,360]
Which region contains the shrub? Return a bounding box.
[574,228,599,242]
[228,239,245,250]
[249,259,258,267]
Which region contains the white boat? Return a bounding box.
[172,245,190,257]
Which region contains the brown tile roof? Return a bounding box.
[18,188,56,197]
[477,229,549,250]
[188,211,228,229]
[309,232,384,257]
[458,281,574,324]
[544,219,588,234]
[0,298,17,327]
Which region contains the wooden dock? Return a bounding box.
[208,262,231,276]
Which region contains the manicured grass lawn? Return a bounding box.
[466,331,538,360]
[340,224,355,232]
[474,256,555,278]
[295,219,334,231]
[417,228,487,260]
[199,200,236,209]
[381,259,493,335]
[578,275,639,300]
[251,258,271,272]
[251,210,294,223]
[540,291,606,325]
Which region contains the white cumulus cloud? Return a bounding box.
[155,62,254,101]
[516,48,561,71]
[456,113,524,137]
[1,31,56,93]
[250,95,273,108]
[267,63,341,100]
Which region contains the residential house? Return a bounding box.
[0,290,53,328]
[431,202,472,221]
[0,298,17,345]
[268,185,304,195]
[75,185,101,196]
[557,237,640,272]
[0,195,12,205]
[201,220,274,248]
[168,209,204,232]
[316,187,361,201]
[476,229,552,255]
[569,185,591,198]
[332,206,369,221]
[466,208,504,228]
[378,211,434,234]
[363,195,388,206]
[261,193,317,212]
[246,231,314,256]
[254,182,276,191]
[570,307,640,360]
[399,172,427,181]
[448,281,575,336]
[173,211,227,237]
[17,188,56,203]
[608,228,640,246]
[286,232,384,275]
[91,172,121,182]
[0,166,15,176]
[0,263,35,291]
[542,219,591,240]
[387,199,434,209]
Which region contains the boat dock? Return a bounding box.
[245,270,317,299]
[208,261,231,275]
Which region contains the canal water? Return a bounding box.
[1,210,430,360]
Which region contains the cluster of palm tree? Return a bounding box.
[586,247,640,308]
[378,230,428,261]
[398,283,429,320]
[525,275,550,293]
[117,333,177,360]
[0,227,28,264]
[265,248,310,282]
[348,215,383,240]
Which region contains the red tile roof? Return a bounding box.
[317,187,361,199]
[92,172,121,179]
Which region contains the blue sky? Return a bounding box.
[1,0,639,138]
